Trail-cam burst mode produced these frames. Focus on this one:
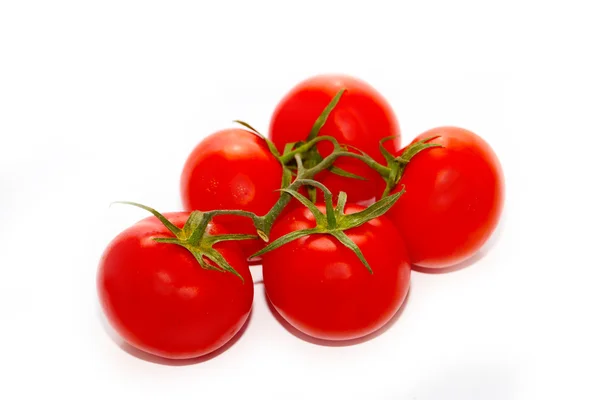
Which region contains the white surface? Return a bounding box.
[1,1,598,399]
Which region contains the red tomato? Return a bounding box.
[97,212,253,359]
[388,127,504,269]
[262,204,411,341]
[268,74,400,204]
[180,129,282,258]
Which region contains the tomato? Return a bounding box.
[268,74,401,204]
[97,212,253,359]
[388,127,505,269]
[262,204,411,341]
[180,128,282,259]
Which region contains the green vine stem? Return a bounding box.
[254,136,437,238]
[113,89,443,276]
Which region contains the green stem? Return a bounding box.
[380,135,442,197]
[294,179,336,229]
[170,140,397,240]
[279,136,340,165]
[113,90,435,279]
[337,152,391,178]
[258,148,366,237]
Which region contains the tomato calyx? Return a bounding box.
[273,89,370,202]
[255,140,389,240]
[114,202,257,282]
[251,179,404,273]
[379,136,443,197]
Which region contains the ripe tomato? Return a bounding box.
[268,74,401,204]
[97,212,253,359]
[388,127,505,269]
[262,204,411,341]
[180,128,282,258]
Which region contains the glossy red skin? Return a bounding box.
[262,204,411,341]
[269,74,401,204]
[180,129,282,258]
[97,212,253,359]
[388,127,505,269]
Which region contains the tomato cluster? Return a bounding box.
[97,74,504,360]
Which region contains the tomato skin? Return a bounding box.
[180,129,282,258]
[262,204,411,341]
[97,212,253,359]
[268,74,401,204]
[388,127,505,269]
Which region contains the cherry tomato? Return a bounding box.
[262,204,411,341]
[388,127,505,269]
[268,74,400,204]
[97,212,253,359]
[180,129,282,258]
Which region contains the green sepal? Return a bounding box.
[380,135,443,197]
[233,119,263,137]
[251,228,321,258]
[182,210,205,238]
[339,189,404,229]
[233,119,281,158]
[335,192,348,214]
[279,188,326,226]
[113,202,248,282]
[253,181,403,273]
[189,251,218,272]
[205,233,259,244]
[283,142,299,156]
[202,248,244,281]
[379,136,398,165]
[397,136,442,164]
[330,231,372,274]
[266,140,282,159]
[329,165,367,180]
[307,89,346,141]
[293,179,335,228]
[152,237,181,244]
[112,201,180,236]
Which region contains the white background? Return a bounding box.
[1,1,598,399]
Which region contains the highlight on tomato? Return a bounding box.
[97,205,254,360]
[385,127,504,269]
[268,74,401,204]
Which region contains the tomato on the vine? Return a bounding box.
[262,203,411,341]
[387,127,504,269]
[269,74,401,204]
[97,212,253,359]
[180,128,282,258]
